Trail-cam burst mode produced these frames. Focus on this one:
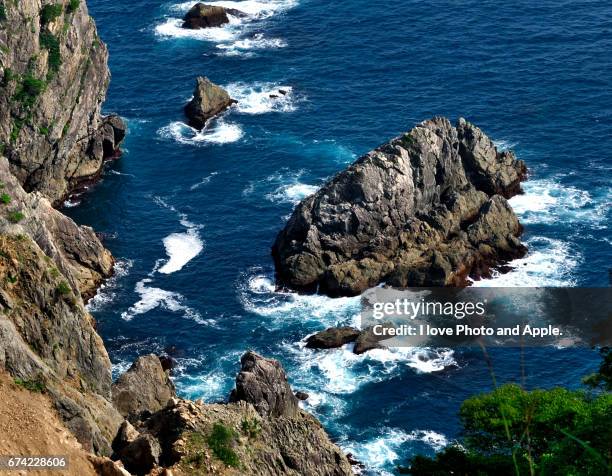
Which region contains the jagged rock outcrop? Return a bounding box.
[112,354,176,422]
[305,327,360,349]
[229,351,300,419]
[0,0,125,205]
[182,3,245,29]
[112,352,352,475]
[184,77,235,130]
[0,157,113,299]
[273,117,527,297]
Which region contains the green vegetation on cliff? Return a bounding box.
[40,4,63,25]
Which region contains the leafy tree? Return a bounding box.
[404,351,612,475]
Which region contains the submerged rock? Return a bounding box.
[111,355,176,422]
[184,76,235,130]
[272,117,527,297]
[305,326,361,349]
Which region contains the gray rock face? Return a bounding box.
[135,352,353,475]
[305,326,360,349]
[0,0,125,205]
[184,77,235,130]
[118,434,161,475]
[0,158,114,300]
[112,355,176,422]
[229,351,300,419]
[273,117,527,296]
[182,3,243,29]
[0,167,123,454]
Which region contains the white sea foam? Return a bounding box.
[240,271,360,326]
[509,179,596,225]
[217,33,287,56]
[63,198,81,208]
[342,428,448,475]
[87,259,133,312]
[158,229,204,274]
[472,236,579,287]
[121,278,210,324]
[243,169,319,205]
[267,182,318,205]
[190,172,218,191]
[152,197,205,274]
[171,0,298,19]
[493,139,518,150]
[158,120,243,146]
[225,83,297,114]
[155,17,240,42]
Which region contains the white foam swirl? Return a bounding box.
[225,82,297,114]
[158,120,243,145]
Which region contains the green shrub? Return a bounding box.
[7,210,24,223]
[56,281,71,295]
[39,31,61,74]
[1,193,11,204]
[67,0,79,13]
[14,75,46,108]
[40,4,62,25]
[207,423,239,468]
[240,417,261,439]
[6,273,17,284]
[14,377,46,393]
[1,67,13,86]
[0,4,6,22]
[10,119,23,143]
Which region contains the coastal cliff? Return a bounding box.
[0,0,124,205]
[0,2,353,474]
[273,117,527,296]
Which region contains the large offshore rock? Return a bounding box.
[0,0,125,205]
[272,117,527,296]
[184,77,235,129]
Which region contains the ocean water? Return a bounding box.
[67,0,611,474]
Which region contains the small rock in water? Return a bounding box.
[182,3,229,29]
[184,77,236,130]
[295,391,309,401]
[305,327,360,349]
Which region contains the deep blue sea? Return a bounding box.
[66,1,611,473]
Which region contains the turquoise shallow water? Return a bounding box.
[66,0,611,473]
